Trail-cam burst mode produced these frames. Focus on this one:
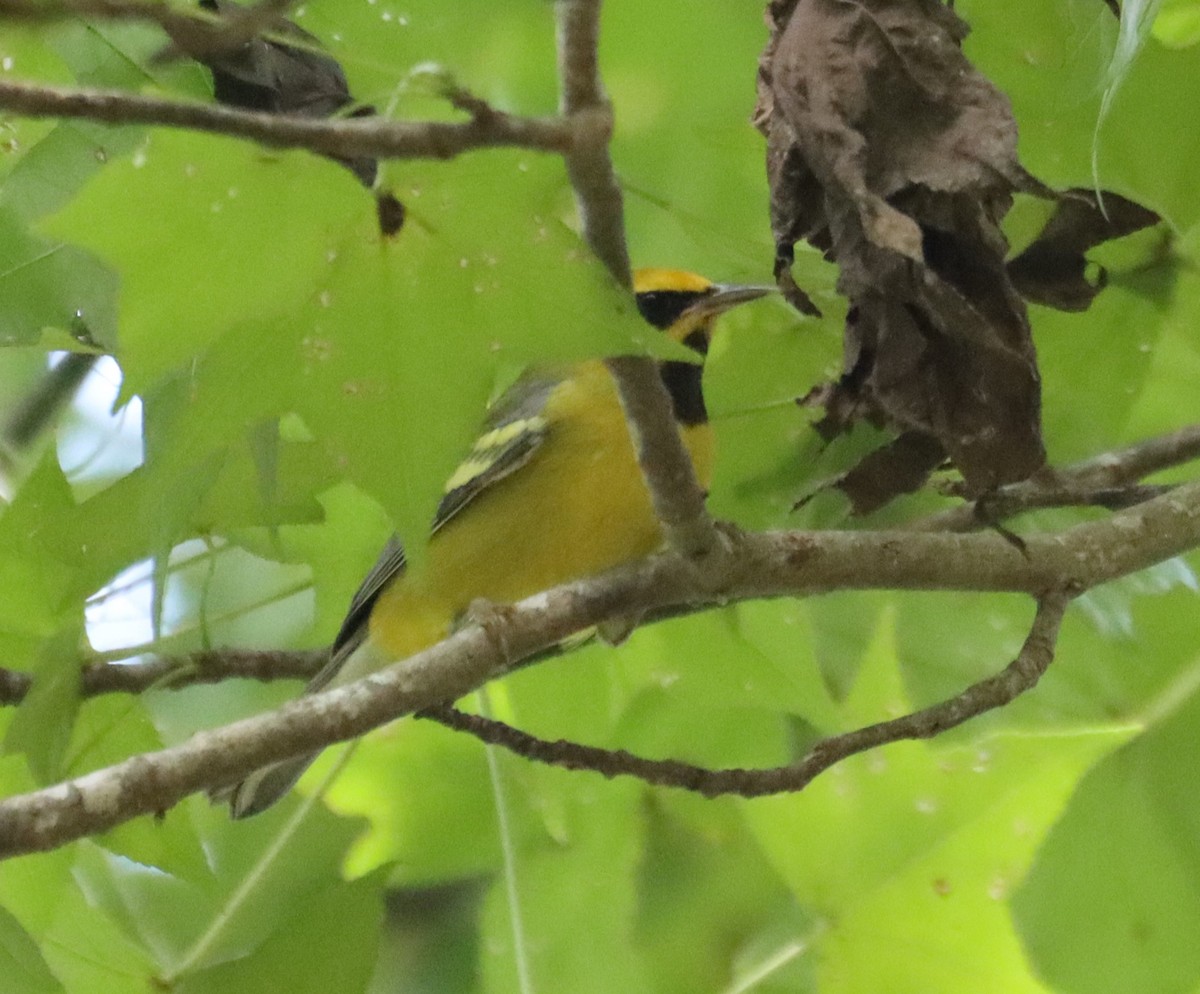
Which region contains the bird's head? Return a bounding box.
[633,268,774,355]
[632,268,774,426]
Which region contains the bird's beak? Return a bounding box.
[685,282,776,319]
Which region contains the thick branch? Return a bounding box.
[0,79,572,161]
[2,482,1199,858]
[423,590,1069,794]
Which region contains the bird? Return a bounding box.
[227,268,773,817]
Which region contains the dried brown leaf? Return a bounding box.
[758,0,1051,503]
[1007,190,1160,311]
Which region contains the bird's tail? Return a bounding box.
[225,752,320,819]
[217,634,385,818]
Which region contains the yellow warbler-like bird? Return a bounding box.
[229,269,772,817]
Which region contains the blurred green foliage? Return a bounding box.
[2,1,1200,992]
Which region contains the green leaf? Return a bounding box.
[268,482,390,640]
[744,625,1133,994]
[70,800,367,974]
[960,0,1200,231]
[73,843,211,971]
[43,132,366,398]
[0,828,158,993]
[1014,684,1200,994]
[0,207,118,347]
[40,889,158,994]
[0,455,90,782]
[636,793,809,994]
[1155,0,1200,46]
[0,904,63,994]
[327,721,499,884]
[185,801,369,969]
[479,775,652,994]
[175,875,383,994]
[4,626,82,784]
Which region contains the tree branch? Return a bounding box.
[603,356,719,558]
[0,649,324,706]
[0,79,573,161]
[554,0,720,560]
[1068,423,1200,485]
[555,0,628,283]
[85,648,325,695]
[0,0,302,62]
[5,427,1193,707]
[0,0,209,31]
[422,589,1070,795]
[909,423,1200,532]
[2,481,1199,858]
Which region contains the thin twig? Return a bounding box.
[0,79,572,161]
[0,0,205,30]
[85,648,326,694]
[909,423,1200,532]
[1067,423,1200,485]
[554,0,719,560]
[2,0,324,66]
[0,649,324,706]
[422,589,1069,794]
[555,0,628,283]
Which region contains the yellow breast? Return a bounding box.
[368,361,713,660]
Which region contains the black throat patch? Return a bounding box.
[658,329,709,426]
[634,287,715,427]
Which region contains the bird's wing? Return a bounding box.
[321,373,559,671]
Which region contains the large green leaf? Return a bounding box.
[960,0,1200,231]
[1014,683,1200,994]
[0,455,90,782]
[176,875,383,994]
[744,615,1133,993]
[327,720,499,884]
[479,774,652,994]
[0,904,62,994]
[44,133,366,398]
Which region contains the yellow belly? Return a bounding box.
[368,362,714,660]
